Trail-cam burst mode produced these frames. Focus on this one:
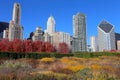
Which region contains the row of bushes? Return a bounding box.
[0,52,73,59]
[74,52,120,58]
[0,52,120,59]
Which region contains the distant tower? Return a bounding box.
[46,16,55,35]
[72,13,87,52]
[12,3,21,24]
[8,3,23,41]
[90,36,98,52]
[98,20,116,51]
[44,16,55,44]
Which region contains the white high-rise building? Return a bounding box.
[90,36,98,52]
[72,13,87,52]
[44,16,56,44]
[46,16,55,35]
[3,3,23,41]
[98,20,116,51]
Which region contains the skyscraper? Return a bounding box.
[46,16,55,36]
[4,3,23,41]
[98,20,116,51]
[45,16,56,44]
[72,13,87,52]
[90,36,98,52]
[12,3,21,24]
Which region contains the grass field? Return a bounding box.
[0,56,120,80]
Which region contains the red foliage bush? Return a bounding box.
[0,39,55,53]
[12,39,23,52]
[110,49,117,52]
[58,43,69,54]
[0,39,10,51]
[24,40,33,52]
[44,42,55,52]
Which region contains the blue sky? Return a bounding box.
[0,0,120,44]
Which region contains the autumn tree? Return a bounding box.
[0,39,10,52]
[33,41,43,52]
[58,42,69,54]
[44,42,55,52]
[0,39,56,53]
[24,40,33,52]
[12,39,23,52]
[5,41,13,52]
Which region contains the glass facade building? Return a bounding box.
[72,13,87,52]
[98,20,116,51]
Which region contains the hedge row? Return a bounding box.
[0,52,73,59]
[0,52,120,59]
[74,52,120,58]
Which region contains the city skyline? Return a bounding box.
[0,0,120,44]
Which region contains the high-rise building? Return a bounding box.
[44,16,56,44]
[71,37,79,52]
[53,32,71,51]
[72,13,87,52]
[98,20,116,51]
[32,27,44,41]
[46,16,55,36]
[3,3,23,41]
[90,36,98,52]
